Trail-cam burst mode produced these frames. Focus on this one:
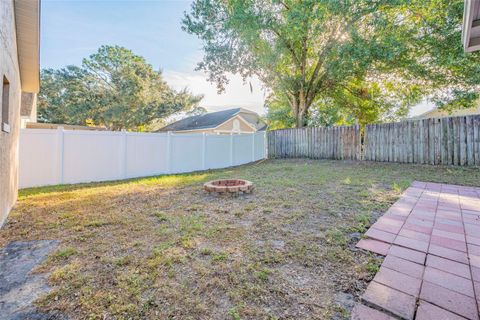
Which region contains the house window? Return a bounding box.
[1,76,10,133]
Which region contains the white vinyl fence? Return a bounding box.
[19,128,266,188]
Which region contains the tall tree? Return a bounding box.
[183,0,480,127]
[38,46,202,131]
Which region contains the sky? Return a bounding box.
[40,0,432,117]
[40,0,267,115]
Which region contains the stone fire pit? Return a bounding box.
[204,179,254,194]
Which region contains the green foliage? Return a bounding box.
[38,45,202,131]
[184,1,480,128]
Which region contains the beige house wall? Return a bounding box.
[0,0,22,226]
[415,105,480,119]
[214,116,256,133]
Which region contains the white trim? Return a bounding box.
[237,108,258,115]
[213,130,254,134]
[165,128,213,134]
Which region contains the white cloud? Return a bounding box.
[163,70,269,115]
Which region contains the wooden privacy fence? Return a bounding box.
[267,125,362,160]
[364,115,480,166]
[267,115,480,166]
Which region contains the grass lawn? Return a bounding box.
[2,159,480,319]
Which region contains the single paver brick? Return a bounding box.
[384,213,407,222]
[434,222,464,234]
[398,228,430,242]
[350,303,396,320]
[423,266,475,297]
[386,206,411,217]
[382,255,424,279]
[467,235,480,246]
[389,245,426,264]
[356,239,390,256]
[403,223,432,235]
[426,254,471,279]
[464,216,480,226]
[365,228,396,244]
[469,254,480,268]
[393,235,429,252]
[373,266,422,297]
[428,244,469,264]
[411,207,436,216]
[362,282,416,320]
[465,224,480,235]
[378,216,404,227]
[436,212,462,222]
[406,217,434,228]
[471,266,480,282]
[436,218,464,227]
[371,221,402,235]
[468,243,480,256]
[420,281,479,320]
[415,301,468,320]
[410,213,435,222]
[432,228,466,242]
[474,281,480,303]
[430,235,467,252]
[464,209,480,216]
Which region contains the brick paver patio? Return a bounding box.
[353,181,480,320]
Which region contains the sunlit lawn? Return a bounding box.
[2,159,479,319]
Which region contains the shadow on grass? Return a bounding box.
[17,162,262,198]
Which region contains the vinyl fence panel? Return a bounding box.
[19,129,266,188]
[19,129,60,187]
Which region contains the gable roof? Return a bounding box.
[158,108,266,132]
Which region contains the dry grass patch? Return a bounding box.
[1,160,479,319]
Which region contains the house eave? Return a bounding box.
[463,0,480,52]
[14,0,40,93]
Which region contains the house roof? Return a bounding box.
[411,104,480,119]
[463,0,480,52]
[158,108,266,132]
[14,0,40,93]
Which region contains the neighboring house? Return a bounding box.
[158,108,267,134]
[463,0,480,52]
[412,104,480,120]
[0,0,40,226]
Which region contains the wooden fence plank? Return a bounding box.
[460,117,467,166]
[474,116,480,166]
[467,116,474,165]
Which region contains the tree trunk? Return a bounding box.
[296,111,305,128]
[296,90,307,128]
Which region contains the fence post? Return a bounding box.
[230,133,234,166]
[251,132,255,161]
[56,126,64,184]
[120,130,127,179]
[167,131,172,173]
[202,133,207,170]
